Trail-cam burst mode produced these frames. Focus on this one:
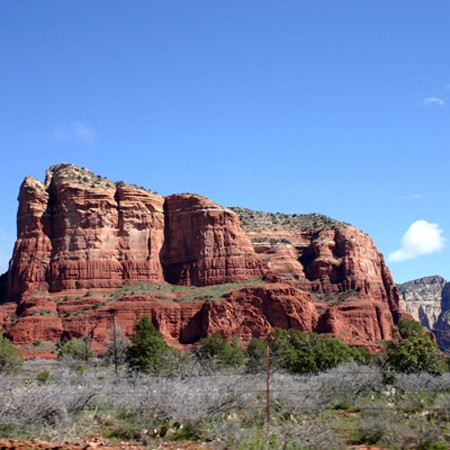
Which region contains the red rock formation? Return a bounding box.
[232,208,402,323]
[7,176,52,296]
[162,194,266,286]
[0,164,407,358]
[116,183,165,283]
[3,281,399,358]
[4,284,318,357]
[317,299,396,345]
[7,164,266,298]
[204,285,318,340]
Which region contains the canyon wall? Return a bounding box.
[398,276,450,351]
[0,164,405,356]
[7,164,266,298]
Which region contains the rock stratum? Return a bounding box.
[0,164,404,358]
[398,276,450,351]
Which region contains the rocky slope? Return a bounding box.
[0,164,405,357]
[397,276,450,351]
[232,207,403,339]
[434,283,450,351]
[397,276,446,331]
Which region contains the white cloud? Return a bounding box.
[398,194,425,200]
[422,97,445,107]
[52,122,97,145]
[388,220,445,263]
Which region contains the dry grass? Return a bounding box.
[0,361,449,448]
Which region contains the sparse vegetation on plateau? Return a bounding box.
[230,207,347,232]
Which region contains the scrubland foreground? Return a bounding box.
[0,360,450,449]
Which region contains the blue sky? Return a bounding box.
[1,1,449,283]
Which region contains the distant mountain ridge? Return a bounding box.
[397,275,450,351]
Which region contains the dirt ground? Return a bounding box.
[0,439,213,450]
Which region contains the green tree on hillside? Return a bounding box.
[268,328,318,374]
[58,338,93,361]
[196,333,245,368]
[397,318,424,338]
[125,316,177,373]
[264,328,367,374]
[313,336,357,371]
[0,335,23,374]
[245,337,268,373]
[387,330,445,374]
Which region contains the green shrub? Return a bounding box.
[397,318,424,338]
[125,316,179,373]
[245,337,268,372]
[58,338,93,361]
[350,346,373,364]
[267,329,361,374]
[314,337,355,371]
[196,333,245,368]
[267,329,318,373]
[0,335,23,373]
[387,332,445,374]
[73,363,86,375]
[36,369,53,383]
[331,401,353,411]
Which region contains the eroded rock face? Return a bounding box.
[162,195,266,286]
[231,208,401,321]
[1,164,405,357]
[203,285,318,341]
[397,276,446,331]
[7,176,53,296]
[395,275,450,351]
[4,281,398,358]
[7,164,266,297]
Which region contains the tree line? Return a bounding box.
[0,316,448,376]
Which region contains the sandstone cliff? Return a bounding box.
[7,164,266,298]
[0,164,404,357]
[231,207,402,335]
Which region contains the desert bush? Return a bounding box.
[356,406,446,449]
[266,328,367,375]
[435,392,450,420]
[245,337,266,372]
[397,317,425,338]
[36,369,53,384]
[387,332,446,374]
[196,333,245,368]
[0,361,448,447]
[394,371,450,392]
[125,316,181,374]
[207,417,345,449]
[58,338,93,362]
[0,335,23,374]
